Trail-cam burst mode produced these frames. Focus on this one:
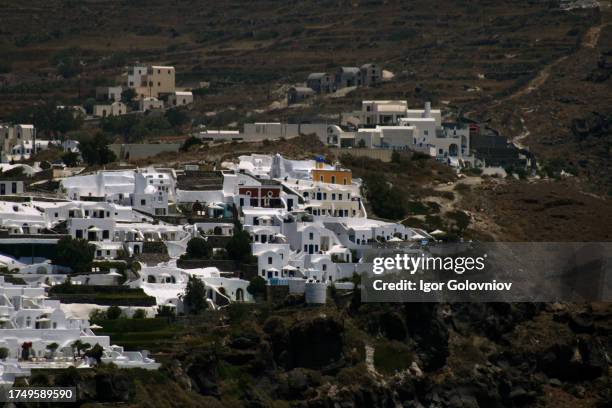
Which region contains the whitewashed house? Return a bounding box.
[168,91,193,107]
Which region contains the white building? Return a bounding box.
[93,102,126,118]
[61,168,176,215]
[130,263,252,311]
[361,100,408,125]
[139,97,164,112]
[1,124,35,160]
[0,180,24,196]
[0,277,158,384]
[167,91,193,107]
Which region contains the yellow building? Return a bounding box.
[128,65,176,98]
[311,161,352,185]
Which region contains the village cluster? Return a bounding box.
[19,64,193,136]
[0,148,444,385]
[287,63,386,104]
[0,62,531,386]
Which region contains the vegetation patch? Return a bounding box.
[373,340,414,375]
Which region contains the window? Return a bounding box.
[322,264,327,271]
[11,182,17,194]
[102,230,110,239]
[332,193,336,200]
[268,257,272,265]
[331,176,336,184]
[141,199,146,205]
[343,178,347,185]
[0,184,5,195]
[339,194,343,200]
[309,232,314,240]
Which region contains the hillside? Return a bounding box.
[0,1,600,114]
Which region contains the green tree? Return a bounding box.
[106,305,122,320]
[71,340,90,357]
[362,172,406,220]
[180,136,202,152]
[121,88,137,103]
[9,101,82,138]
[226,221,252,263]
[247,276,266,299]
[85,344,104,363]
[156,305,176,319]
[165,109,189,127]
[184,237,212,259]
[62,151,79,167]
[46,342,59,357]
[52,237,95,272]
[79,133,117,165]
[447,210,470,233]
[183,275,207,314]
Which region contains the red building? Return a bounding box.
[238,185,282,208]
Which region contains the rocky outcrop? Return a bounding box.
[285,316,344,369]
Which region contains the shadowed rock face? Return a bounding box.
[285,316,344,369]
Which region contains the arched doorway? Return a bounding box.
[236,288,244,302]
[192,201,203,215]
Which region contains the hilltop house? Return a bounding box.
[287,86,315,104]
[362,100,409,125]
[1,124,35,160]
[360,63,382,87]
[95,86,122,102]
[335,67,362,89]
[93,101,126,118]
[306,73,333,94]
[139,97,164,112]
[167,91,193,107]
[127,65,176,99]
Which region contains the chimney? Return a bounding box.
[423,102,431,118]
